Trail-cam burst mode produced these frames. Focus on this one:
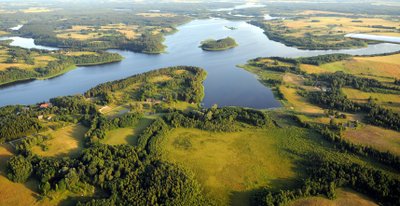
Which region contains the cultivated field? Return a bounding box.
[344,125,400,156]
[342,88,400,112]
[0,46,56,71]
[300,54,400,81]
[273,17,399,38]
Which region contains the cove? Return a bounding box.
[1,18,400,108]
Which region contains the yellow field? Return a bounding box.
[0,145,39,206]
[344,125,400,156]
[136,12,177,18]
[300,54,400,81]
[0,47,56,71]
[0,30,9,36]
[289,188,378,206]
[342,88,400,112]
[297,10,353,16]
[161,127,298,206]
[280,86,324,115]
[20,7,53,13]
[32,124,87,158]
[280,17,399,37]
[56,24,140,40]
[63,51,98,56]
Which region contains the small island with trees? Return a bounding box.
[200,37,238,51]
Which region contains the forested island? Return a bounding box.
[200,37,238,51]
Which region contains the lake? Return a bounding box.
[1,18,400,108]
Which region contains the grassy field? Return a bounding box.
[160,127,300,205]
[32,124,87,158]
[271,16,399,38]
[342,88,400,112]
[159,115,388,206]
[279,86,324,115]
[300,54,400,81]
[0,46,56,71]
[103,117,154,145]
[344,125,400,156]
[289,188,378,206]
[55,24,166,40]
[243,56,399,159]
[0,145,39,206]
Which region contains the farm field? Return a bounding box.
[342,88,400,112]
[344,125,400,156]
[300,53,400,81]
[55,24,172,41]
[0,46,56,71]
[31,124,87,158]
[267,17,399,38]
[255,16,400,49]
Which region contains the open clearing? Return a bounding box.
[275,17,399,37]
[159,121,378,206]
[300,54,400,81]
[0,145,39,206]
[289,188,378,206]
[32,124,87,158]
[342,88,400,112]
[103,117,154,145]
[344,125,400,156]
[161,127,298,205]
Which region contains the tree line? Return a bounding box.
[257,156,400,206]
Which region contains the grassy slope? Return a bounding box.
[31,124,87,158]
[300,54,400,82]
[289,188,378,206]
[0,145,39,206]
[159,113,394,206]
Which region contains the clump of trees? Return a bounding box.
[85,66,207,104]
[7,144,207,205]
[0,114,44,143]
[7,155,33,183]
[200,37,238,51]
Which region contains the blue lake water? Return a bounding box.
[1,18,400,108]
